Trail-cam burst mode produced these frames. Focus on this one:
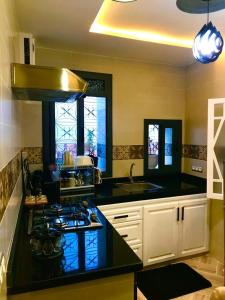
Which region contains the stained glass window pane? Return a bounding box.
[55,97,107,171]
[148,124,159,169]
[84,97,106,172]
[165,128,173,165]
[63,233,79,272]
[55,102,77,165]
[85,231,98,270]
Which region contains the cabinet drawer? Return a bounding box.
[101,206,142,224]
[113,220,142,245]
[129,244,142,260]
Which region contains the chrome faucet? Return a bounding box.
[129,162,135,183]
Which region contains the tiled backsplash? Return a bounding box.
[182,145,207,161]
[113,145,144,160]
[24,144,207,164]
[23,147,43,164]
[0,152,21,222]
[113,144,207,161]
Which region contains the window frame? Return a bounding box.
[42,70,112,178]
[144,119,182,176]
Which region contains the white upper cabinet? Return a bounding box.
[207,98,225,200]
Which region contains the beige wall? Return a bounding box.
[23,46,186,177]
[184,52,225,177]
[185,53,225,264]
[22,101,42,147]
[0,0,23,170]
[210,200,224,264]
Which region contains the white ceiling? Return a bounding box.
[15,0,225,67]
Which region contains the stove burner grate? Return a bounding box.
[29,200,102,235]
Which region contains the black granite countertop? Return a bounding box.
[88,173,206,206]
[7,205,142,295]
[7,173,205,295]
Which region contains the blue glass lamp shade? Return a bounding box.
[193,21,224,64]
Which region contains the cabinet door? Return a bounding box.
[143,201,178,266]
[179,198,209,257]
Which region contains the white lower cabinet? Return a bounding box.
[99,205,143,260]
[98,194,209,266]
[143,201,178,265]
[178,199,209,257]
[143,197,209,266]
[113,220,142,246]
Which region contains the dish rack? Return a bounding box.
[58,164,94,192]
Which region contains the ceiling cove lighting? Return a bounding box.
[90,0,193,48]
[177,0,224,64]
[90,23,193,48]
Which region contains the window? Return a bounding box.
[144,119,182,176]
[43,71,112,177]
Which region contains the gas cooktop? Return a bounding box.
[28,200,102,235]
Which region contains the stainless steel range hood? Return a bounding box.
[11,63,88,102]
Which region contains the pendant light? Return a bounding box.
[177,0,225,64]
[193,21,223,63]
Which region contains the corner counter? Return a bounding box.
[7,205,142,299]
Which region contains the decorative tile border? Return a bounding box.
[113,145,144,160]
[23,147,43,164]
[113,144,207,161]
[0,152,21,222]
[182,145,207,161]
[23,144,207,163]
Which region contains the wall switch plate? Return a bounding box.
[192,166,203,173]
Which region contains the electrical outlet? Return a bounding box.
[192,166,203,173]
[197,167,203,173]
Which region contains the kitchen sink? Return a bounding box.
[115,181,162,192]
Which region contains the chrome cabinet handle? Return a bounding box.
[114,215,128,219]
